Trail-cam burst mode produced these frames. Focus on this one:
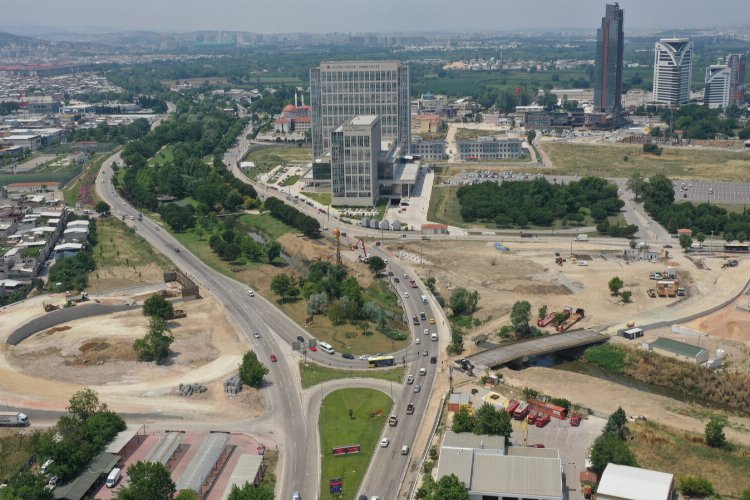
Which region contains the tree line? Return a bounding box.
[67,119,151,145]
[457,176,624,228]
[264,197,321,238]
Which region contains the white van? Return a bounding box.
[106,468,121,488]
[319,341,335,355]
[431,333,438,341]
[575,234,588,242]
[421,295,428,304]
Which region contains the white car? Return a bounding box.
[253,332,260,338]
[380,437,390,448]
[415,338,421,345]
[406,375,414,385]
[423,328,429,335]
[247,289,255,297]
[403,292,409,298]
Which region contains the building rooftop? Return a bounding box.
[650,337,707,359]
[471,454,563,497]
[348,115,380,126]
[442,430,505,451]
[597,464,674,500]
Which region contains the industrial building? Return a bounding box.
[652,38,693,106]
[597,463,674,500]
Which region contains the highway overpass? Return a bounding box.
[466,328,609,369]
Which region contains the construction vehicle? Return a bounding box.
[647,288,657,298]
[656,280,678,298]
[556,307,585,332]
[527,410,537,425]
[536,414,551,427]
[722,259,739,269]
[537,311,558,327]
[351,238,369,263]
[513,402,530,420]
[506,400,520,414]
[43,303,60,312]
[172,309,187,319]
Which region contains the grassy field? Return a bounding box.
[93,217,172,270]
[299,362,404,389]
[304,192,332,206]
[454,128,498,140]
[427,186,463,227]
[239,213,298,240]
[318,389,393,500]
[542,143,750,181]
[148,145,174,166]
[629,420,750,497]
[281,174,300,186]
[245,146,312,164]
[0,430,36,482]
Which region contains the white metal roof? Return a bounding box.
[597,464,674,500]
[54,243,83,251]
[176,432,230,491]
[105,426,143,454]
[220,454,263,499]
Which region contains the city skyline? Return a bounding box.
[1,0,749,35]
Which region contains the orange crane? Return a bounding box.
[352,238,369,262]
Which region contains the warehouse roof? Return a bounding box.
[597,464,673,500]
[650,337,707,359]
[471,454,562,497]
[441,430,505,452]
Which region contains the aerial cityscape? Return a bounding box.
[2,1,750,499]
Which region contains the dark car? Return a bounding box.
[342,353,354,360]
[388,271,394,276]
[663,244,673,248]
[394,277,400,283]
[430,356,437,364]
[296,335,305,343]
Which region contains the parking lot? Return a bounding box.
[510,413,605,500]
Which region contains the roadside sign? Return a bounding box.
[330,477,343,494]
[332,444,361,455]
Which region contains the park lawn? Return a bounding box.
[239,213,298,240]
[148,145,174,166]
[245,145,312,164]
[427,186,464,227]
[319,389,393,500]
[304,191,332,206]
[280,175,300,186]
[629,420,750,497]
[169,226,243,279]
[93,217,172,270]
[0,430,36,482]
[541,142,750,182]
[299,362,404,389]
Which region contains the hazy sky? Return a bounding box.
[1,0,749,34]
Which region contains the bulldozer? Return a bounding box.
[43,303,60,312]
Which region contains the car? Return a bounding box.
[380,438,390,448]
[401,445,410,455]
[403,274,409,279]
[422,350,428,356]
[342,353,354,360]
[359,354,370,360]
[406,375,414,384]
[46,476,58,490]
[423,328,429,335]
[570,414,581,427]
[663,244,673,248]
[247,289,255,297]
[297,335,305,343]
[430,356,437,364]
[530,443,546,448]
[293,492,302,500]
[393,277,400,283]
[41,460,53,474]
[174,247,180,252]
[388,271,394,276]
[410,280,418,288]
[270,354,278,362]
[253,331,260,338]
[415,338,421,345]
[429,318,435,325]
[414,384,421,393]
[375,241,381,246]
[401,234,407,238]
[309,346,317,352]
[419,368,427,376]
[130,215,136,220]
[403,292,409,298]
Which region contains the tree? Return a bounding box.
[1,469,54,500]
[175,491,198,500]
[271,273,297,303]
[425,276,437,293]
[95,201,111,215]
[738,231,748,243]
[116,461,175,500]
[742,487,750,500]
[705,416,727,448]
[451,407,475,433]
[238,351,269,389]
[626,173,648,202]
[227,480,275,500]
[725,231,736,243]
[589,433,637,474]
[679,476,715,497]
[608,276,624,296]
[67,388,107,422]
[604,407,628,439]
[307,292,328,316]
[474,403,513,438]
[264,241,282,263]
[133,316,174,364]
[450,288,478,316]
[538,305,548,321]
[367,255,386,274]
[429,474,470,500]
[510,300,532,337]
[142,294,175,320]
[526,129,536,145]
[695,232,706,243]
[620,290,632,303]
[679,233,693,250]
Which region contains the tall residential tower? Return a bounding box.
[726,54,746,107]
[594,3,624,114]
[653,38,693,106]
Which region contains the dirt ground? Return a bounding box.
[87,263,166,293]
[385,240,750,341]
[0,292,260,420]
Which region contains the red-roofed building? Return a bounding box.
[677,228,692,236]
[4,182,60,194]
[421,223,449,235]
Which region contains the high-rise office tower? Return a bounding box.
[704,64,731,109]
[726,54,746,107]
[310,60,410,159]
[594,3,624,114]
[330,115,381,206]
[653,38,693,106]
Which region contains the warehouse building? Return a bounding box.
[597,463,674,500]
[647,337,709,365]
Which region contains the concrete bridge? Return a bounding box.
[466,328,609,369]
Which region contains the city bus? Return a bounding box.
[368,355,395,368]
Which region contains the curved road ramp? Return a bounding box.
[6,302,138,346]
[465,328,608,370]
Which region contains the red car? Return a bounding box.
[270,354,278,362]
[570,414,581,427]
[309,346,317,352]
[410,281,418,289]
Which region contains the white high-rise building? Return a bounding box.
[653,38,693,106]
[330,115,381,206]
[310,60,410,159]
[704,64,731,109]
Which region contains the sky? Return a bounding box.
[1,0,749,34]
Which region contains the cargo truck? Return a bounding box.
[0,412,29,427]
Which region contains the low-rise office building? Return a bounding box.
[456,136,523,161]
[411,137,446,160]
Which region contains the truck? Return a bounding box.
[556,307,585,332]
[0,412,29,427]
[406,402,415,415]
[536,311,557,327]
[513,402,529,420]
[575,234,588,242]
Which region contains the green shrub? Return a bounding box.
[583,344,627,372]
[679,476,715,497]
